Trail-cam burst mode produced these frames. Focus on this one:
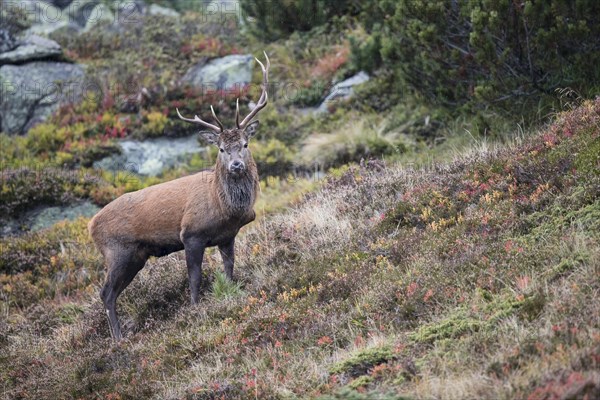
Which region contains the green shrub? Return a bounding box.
[211,271,245,300]
[355,0,600,119]
[251,138,296,176]
[241,0,361,40]
[27,123,66,155]
[301,120,406,168]
[330,345,394,377]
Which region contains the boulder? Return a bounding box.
[66,0,99,27]
[181,54,254,92]
[16,0,82,36]
[115,0,146,25]
[0,30,18,53]
[0,34,62,65]
[0,62,85,134]
[317,71,370,113]
[148,4,180,18]
[83,3,115,31]
[44,0,75,9]
[93,135,202,176]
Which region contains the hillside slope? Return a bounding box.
[1,100,599,399]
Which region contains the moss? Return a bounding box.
[348,375,373,389]
[411,294,541,343]
[546,253,589,281]
[318,387,411,400]
[410,311,481,343]
[330,345,394,377]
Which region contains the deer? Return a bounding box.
[88,52,270,341]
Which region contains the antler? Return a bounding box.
[236,51,270,129]
[176,107,222,133]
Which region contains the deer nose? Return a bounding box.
[230,160,245,171]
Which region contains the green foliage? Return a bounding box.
[0,218,101,308]
[330,346,394,377]
[250,138,295,176]
[241,0,361,40]
[26,123,66,155]
[211,271,245,300]
[139,111,170,138]
[1,102,600,400]
[355,0,600,120]
[301,119,407,168]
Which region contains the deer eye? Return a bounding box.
[243,143,248,148]
[219,148,224,153]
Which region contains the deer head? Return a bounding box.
[176,52,270,176]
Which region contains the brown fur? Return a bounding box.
[89,126,260,340]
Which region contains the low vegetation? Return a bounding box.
[1,2,599,398]
[1,99,598,399]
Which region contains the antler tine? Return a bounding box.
[235,98,241,129]
[239,52,270,129]
[176,107,222,133]
[210,105,224,131]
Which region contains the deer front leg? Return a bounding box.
[218,238,235,281]
[183,237,205,304]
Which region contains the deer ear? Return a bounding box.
[244,120,259,138]
[199,131,219,145]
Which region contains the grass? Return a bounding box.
[1,99,599,399]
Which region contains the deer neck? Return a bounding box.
[214,159,258,216]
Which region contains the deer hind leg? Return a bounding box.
[100,245,147,341]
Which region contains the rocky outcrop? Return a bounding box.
[93,135,203,176]
[148,4,180,18]
[317,71,370,113]
[181,54,254,92]
[0,34,62,65]
[83,3,115,31]
[0,62,85,134]
[0,30,18,53]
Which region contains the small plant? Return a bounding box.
[330,345,395,377]
[211,271,244,300]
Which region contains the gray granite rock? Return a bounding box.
[317,71,370,113]
[83,3,115,31]
[0,30,18,53]
[0,61,85,134]
[181,54,254,91]
[94,135,204,176]
[148,4,180,18]
[0,34,62,64]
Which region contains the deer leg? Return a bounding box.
[218,239,235,281]
[183,238,205,305]
[100,247,146,341]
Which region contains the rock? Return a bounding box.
[24,20,82,37]
[148,4,180,18]
[66,0,99,26]
[83,3,114,31]
[16,0,82,36]
[0,30,18,53]
[115,0,146,25]
[27,201,99,232]
[0,34,62,65]
[1,201,99,237]
[181,54,254,92]
[43,0,74,9]
[0,62,85,134]
[317,71,370,113]
[93,135,204,177]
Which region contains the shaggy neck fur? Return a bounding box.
[214,158,258,216]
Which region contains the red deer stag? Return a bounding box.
[89,52,270,341]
